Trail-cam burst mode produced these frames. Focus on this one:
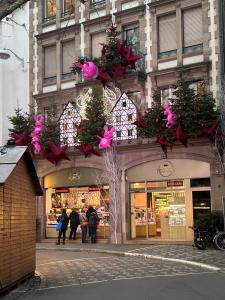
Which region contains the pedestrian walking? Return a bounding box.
[87,206,99,243]
[80,210,88,243]
[69,208,80,240]
[56,209,69,245]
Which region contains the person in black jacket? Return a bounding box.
[86,206,97,237]
[56,209,69,245]
[69,208,80,240]
[86,206,99,243]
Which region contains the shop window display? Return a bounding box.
[46,186,110,239]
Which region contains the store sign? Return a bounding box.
[55,188,69,193]
[167,181,183,187]
[88,187,103,191]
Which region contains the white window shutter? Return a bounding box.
[91,32,106,58]
[62,40,75,74]
[183,7,203,48]
[44,45,56,78]
[159,14,176,53]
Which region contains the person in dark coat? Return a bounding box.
[86,206,99,243]
[56,208,69,245]
[86,206,97,237]
[69,208,80,240]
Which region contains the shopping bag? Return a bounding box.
[56,221,62,231]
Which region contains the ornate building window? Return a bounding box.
[61,0,74,16]
[123,25,139,54]
[44,0,56,22]
[59,102,81,147]
[112,93,137,142]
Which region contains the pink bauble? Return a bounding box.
[82,61,97,78]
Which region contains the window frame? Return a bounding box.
[182,6,203,54]
[43,0,56,22]
[158,13,177,59]
[123,25,140,53]
[91,0,106,8]
[61,0,74,17]
[61,39,75,77]
[43,44,57,81]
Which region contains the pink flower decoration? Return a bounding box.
[31,115,44,155]
[98,125,115,149]
[164,99,176,128]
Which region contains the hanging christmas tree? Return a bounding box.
[71,24,140,86]
[79,87,107,146]
[40,106,60,149]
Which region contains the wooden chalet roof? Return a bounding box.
[0,146,43,195]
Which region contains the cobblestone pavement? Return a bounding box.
[1,274,41,300]
[127,245,225,271]
[37,241,225,271]
[3,243,225,299]
[36,251,215,291]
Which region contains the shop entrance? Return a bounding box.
[130,181,186,240]
[192,190,211,226]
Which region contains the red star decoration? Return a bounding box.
[76,144,101,158]
[201,121,218,136]
[114,64,126,76]
[171,125,188,146]
[12,131,31,146]
[97,69,112,87]
[43,143,70,165]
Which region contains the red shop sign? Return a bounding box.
[55,188,69,193]
[167,181,183,187]
[88,187,103,191]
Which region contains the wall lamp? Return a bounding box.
[0,48,25,69]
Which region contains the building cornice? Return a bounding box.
[148,61,211,77]
[114,4,145,18]
[82,14,112,31]
[36,23,80,40]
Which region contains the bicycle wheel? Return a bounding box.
[214,233,225,250]
[194,237,207,250]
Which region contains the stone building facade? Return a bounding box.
[30,0,225,243]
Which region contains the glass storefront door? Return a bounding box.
[130,181,187,240]
[130,192,147,238]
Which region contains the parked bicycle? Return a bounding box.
[189,226,225,250]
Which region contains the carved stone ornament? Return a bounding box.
[158,161,175,177]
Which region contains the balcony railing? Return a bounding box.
[91,0,106,8]
[43,15,56,23]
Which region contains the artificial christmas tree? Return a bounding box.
[72,24,140,86]
[8,108,33,137]
[41,107,60,149]
[79,88,107,146]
